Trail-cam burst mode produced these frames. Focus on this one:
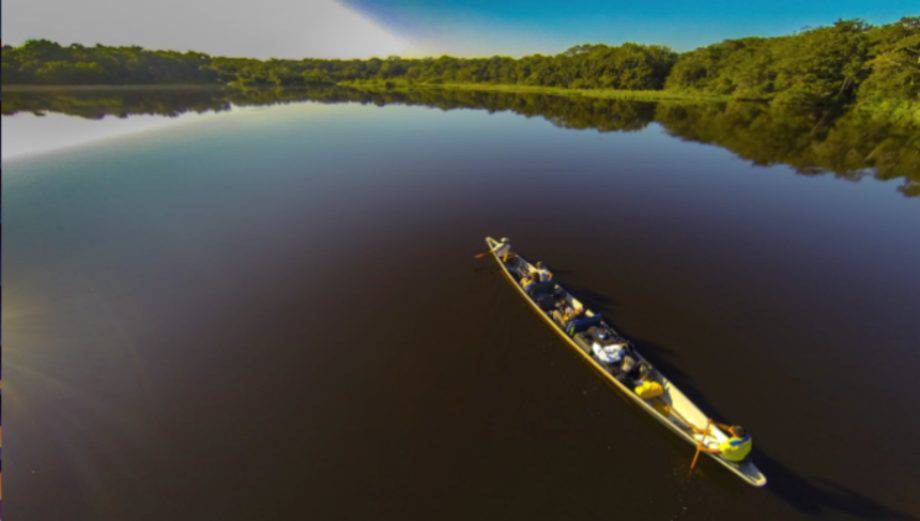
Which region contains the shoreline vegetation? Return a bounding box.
[1,81,727,102]
[2,17,917,119]
[339,80,733,102]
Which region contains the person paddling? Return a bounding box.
[492,237,512,261]
[695,423,753,464]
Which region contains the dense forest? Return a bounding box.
[3,18,917,113]
[1,40,677,90]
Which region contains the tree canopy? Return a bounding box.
[2,17,917,112]
[666,18,919,111]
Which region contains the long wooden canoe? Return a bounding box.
[485,237,767,487]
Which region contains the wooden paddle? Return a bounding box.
[652,398,709,476]
[689,442,704,476]
[657,399,698,431]
[656,399,711,440]
[689,419,713,476]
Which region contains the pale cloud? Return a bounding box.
[2,0,412,58]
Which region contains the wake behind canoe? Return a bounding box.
[485,236,766,487]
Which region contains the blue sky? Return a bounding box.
[3,0,915,58]
[344,0,917,55]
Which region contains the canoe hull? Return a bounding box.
[485,237,766,487]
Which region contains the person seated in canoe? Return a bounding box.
[694,423,753,464]
[631,362,665,398]
[492,237,513,262]
[520,272,539,291]
[564,300,583,323]
[619,354,636,377]
[549,295,562,312]
[552,297,583,326]
[635,360,652,381]
[529,261,553,282]
[517,261,551,287]
[550,296,568,324]
[618,354,648,385]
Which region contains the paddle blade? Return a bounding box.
[474,251,490,259]
[689,443,703,477]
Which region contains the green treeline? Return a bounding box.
[2,40,677,89]
[3,17,917,111]
[2,41,216,85]
[665,18,920,112]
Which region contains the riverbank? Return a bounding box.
[340,80,733,103]
[3,81,733,104]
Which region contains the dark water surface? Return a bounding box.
[4,94,920,520]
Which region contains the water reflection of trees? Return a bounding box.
[1,87,233,119]
[3,86,916,196]
[656,103,919,197]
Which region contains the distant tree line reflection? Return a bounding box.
[3,85,916,196]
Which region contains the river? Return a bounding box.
[3,87,919,520]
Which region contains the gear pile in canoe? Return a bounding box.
[484,236,767,487]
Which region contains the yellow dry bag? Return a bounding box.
[635,381,664,399]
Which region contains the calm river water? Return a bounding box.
[3,88,919,520]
